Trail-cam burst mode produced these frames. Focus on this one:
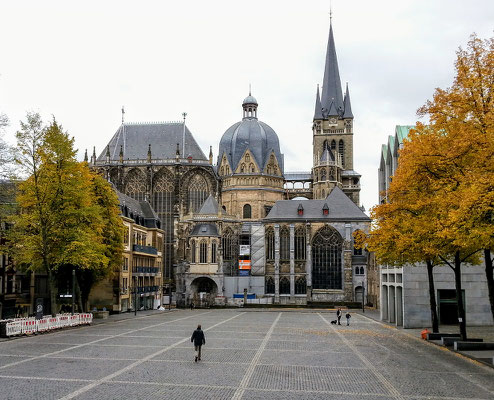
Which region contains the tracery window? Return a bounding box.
[188,174,209,213]
[265,227,275,260]
[191,240,196,263]
[240,164,245,173]
[265,276,275,294]
[211,241,217,263]
[339,139,345,166]
[295,226,306,260]
[331,140,336,151]
[222,228,238,275]
[200,240,207,263]
[312,226,343,289]
[280,226,290,261]
[280,276,290,294]
[125,169,146,202]
[152,170,175,279]
[295,276,307,294]
[250,163,255,173]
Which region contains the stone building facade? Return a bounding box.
[91,21,372,307]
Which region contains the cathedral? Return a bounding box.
[90,21,371,307]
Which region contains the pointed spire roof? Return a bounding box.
[343,83,353,119]
[197,195,219,215]
[313,85,323,120]
[320,147,335,162]
[321,22,344,116]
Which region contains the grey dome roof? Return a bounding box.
[218,118,284,174]
[242,95,258,105]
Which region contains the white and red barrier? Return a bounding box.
[0,313,93,338]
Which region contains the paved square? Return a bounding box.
[0,310,492,399]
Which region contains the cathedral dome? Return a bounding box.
[218,95,283,174]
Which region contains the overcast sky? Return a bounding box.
[0,0,492,211]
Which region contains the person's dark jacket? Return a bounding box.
[191,329,205,346]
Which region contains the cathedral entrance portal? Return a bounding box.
[190,277,218,308]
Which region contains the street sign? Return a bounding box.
[239,260,251,270]
[239,245,250,256]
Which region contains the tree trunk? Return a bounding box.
[454,251,467,341]
[484,249,494,322]
[426,259,439,333]
[75,277,84,312]
[47,269,58,317]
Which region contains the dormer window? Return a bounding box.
[297,204,304,216]
[322,203,329,216]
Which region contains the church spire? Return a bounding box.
[343,82,353,119]
[313,85,323,120]
[320,21,344,117]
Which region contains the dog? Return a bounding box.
[330,320,337,325]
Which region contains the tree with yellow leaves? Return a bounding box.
[10,114,123,315]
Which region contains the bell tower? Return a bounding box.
[312,20,360,205]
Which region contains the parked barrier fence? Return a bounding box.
[0,312,93,338]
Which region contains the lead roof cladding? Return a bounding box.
[265,187,369,221]
[197,195,220,215]
[218,117,284,174]
[116,190,161,229]
[320,23,344,116]
[97,122,207,162]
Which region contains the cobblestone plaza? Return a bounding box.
[0,310,492,399]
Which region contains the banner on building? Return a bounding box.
[238,260,251,270]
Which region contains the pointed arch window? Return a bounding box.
[295,276,307,294]
[243,204,251,219]
[240,164,245,173]
[280,277,290,294]
[222,228,238,262]
[250,163,255,173]
[280,226,290,261]
[211,241,217,264]
[339,139,345,166]
[265,276,275,294]
[331,140,336,151]
[191,240,196,263]
[125,169,146,202]
[188,174,209,213]
[323,140,328,152]
[311,226,343,289]
[200,240,208,263]
[295,226,306,260]
[265,227,275,261]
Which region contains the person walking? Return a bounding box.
[346,312,351,326]
[191,324,205,362]
[336,308,342,325]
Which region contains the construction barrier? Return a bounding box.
[0,313,93,338]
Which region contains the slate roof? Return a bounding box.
[284,172,312,181]
[343,83,353,119]
[321,23,344,115]
[197,195,219,215]
[190,223,219,237]
[116,190,161,229]
[313,85,324,120]
[97,122,207,162]
[264,186,370,222]
[218,115,284,174]
[320,147,335,162]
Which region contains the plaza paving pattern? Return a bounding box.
[0,310,492,399]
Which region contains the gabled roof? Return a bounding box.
[98,122,207,162]
[395,125,414,145]
[321,23,344,116]
[197,195,219,215]
[265,187,369,222]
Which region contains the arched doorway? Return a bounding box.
[355,286,363,303]
[190,277,218,308]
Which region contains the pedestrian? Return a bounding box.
[336,308,342,325]
[191,324,205,362]
[190,301,194,311]
[346,312,351,326]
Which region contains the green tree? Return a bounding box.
[10,114,123,314]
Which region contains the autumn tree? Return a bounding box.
[418,34,494,324]
[10,114,123,314]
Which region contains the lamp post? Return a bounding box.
[71,268,75,315]
[362,284,365,313]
